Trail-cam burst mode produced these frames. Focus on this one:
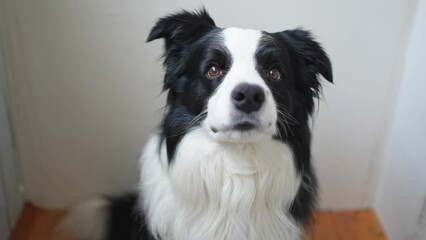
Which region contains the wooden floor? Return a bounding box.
[9,203,387,240]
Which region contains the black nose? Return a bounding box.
[231,83,265,113]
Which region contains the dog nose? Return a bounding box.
[231,83,265,113]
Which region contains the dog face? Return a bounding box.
[147,9,332,160]
[203,28,278,142]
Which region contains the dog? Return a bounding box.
[62,9,332,240]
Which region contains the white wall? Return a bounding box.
[0,22,24,238]
[374,0,426,239]
[0,0,417,209]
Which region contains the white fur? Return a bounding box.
[60,198,110,240]
[204,28,278,142]
[139,129,301,240]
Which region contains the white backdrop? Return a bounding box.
[374,1,426,239]
[0,0,417,209]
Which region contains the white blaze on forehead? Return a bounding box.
[222,27,262,82]
[222,27,262,57]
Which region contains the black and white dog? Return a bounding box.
[63,9,332,240]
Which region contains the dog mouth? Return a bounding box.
[211,120,259,133]
[232,121,256,131]
[206,117,277,142]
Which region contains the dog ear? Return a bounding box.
[147,9,216,90]
[147,8,216,46]
[279,29,333,83]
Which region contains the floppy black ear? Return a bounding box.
[147,9,216,90]
[147,9,216,46]
[280,29,333,83]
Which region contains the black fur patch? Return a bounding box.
[147,9,234,162]
[106,193,156,240]
[254,30,332,224]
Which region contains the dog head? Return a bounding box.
[147,9,332,160]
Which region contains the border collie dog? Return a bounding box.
[63,9,332,240]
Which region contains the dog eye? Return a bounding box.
[267,68,282,81]
[207,64,222,78]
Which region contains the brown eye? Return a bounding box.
[207,64,222,78]
[267,68,282,81]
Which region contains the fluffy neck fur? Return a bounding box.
[139,128,302,240]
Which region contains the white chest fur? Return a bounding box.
[139,129,301,240]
